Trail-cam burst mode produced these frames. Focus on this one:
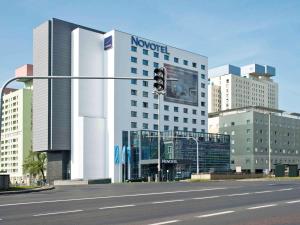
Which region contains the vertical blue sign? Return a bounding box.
[104,36,112,50]
[114,145,119,164]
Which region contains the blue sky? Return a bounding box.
[0,0,299,111]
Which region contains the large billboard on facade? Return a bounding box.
[164,63,198,106]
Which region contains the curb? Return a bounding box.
[0,186,55,195]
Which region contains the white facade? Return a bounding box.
[208,64,278,113]
[71,29,208,182]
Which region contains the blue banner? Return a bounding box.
[121,145,126,164]
[114,145,120,164]
[127,146,131,162]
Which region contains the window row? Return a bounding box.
[131,48,206,70]
[130,122,204,132]
[130,99,206,113]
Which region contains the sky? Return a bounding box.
[0,0,299,111]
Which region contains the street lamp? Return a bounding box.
[188,136,199,174]
[268,112,271,174]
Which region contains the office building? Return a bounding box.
[208,64,278,113]
[209,106,300,173]
[0,64,33,184]
[33,18,208,183]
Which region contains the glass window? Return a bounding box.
[131,67,137,74]
[131,79,137,85]
[201,64,206,70]
[131,46,137,52]
[192,109,197,115]
[153,103,158,109]
[183,118,188,123]
[153,52,159,58]
[153,62,159,68]
[143,112,148,119]
[143,49,148,55]
[201,83,205,88]
[153,124,158,130]
[192,62,197,68]
[143,123,148,129]
[183,60,188,65]
[154,95,158,99]
[143,91,148,97]
[183,127,188,132]
[174,116,179,122]
[192,119,197,124]
[164,105,169,111]
[201,74,205,79]
[174,106,179,112]
[153,114,158,119]
[143,81,148,87]
[174,126,179,131]
[164,125,169,131]
[174,57,179,63]
[201,120,205,125]
[131,100,137,107]
[164,54,169,60]
[164,115,169,121]
[143,70,148,76]
[201,110,205,116]
[201,92,205,97]
[201,129,205,133]
[201,101,205,107]
[143,102,148,108]
[192,128,197,132]
[183,108,188,113]
[131,89,137,95]
[131,56,137,63]
[131,111,137,117]
[131,122,137,128]
[143,59,149,66]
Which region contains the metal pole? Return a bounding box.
[196,139,199,174]
[268,112,271,173]
[157,94,161,182]
[189,137,199,174]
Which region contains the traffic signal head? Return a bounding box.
[153,67,166,94]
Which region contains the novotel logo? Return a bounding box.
[131,36,169,54]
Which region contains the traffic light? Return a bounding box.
[153,67,166,94]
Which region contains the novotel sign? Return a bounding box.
[131,36,169,54]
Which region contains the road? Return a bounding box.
[0,180,300,225]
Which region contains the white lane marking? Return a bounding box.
[192,195,220,200]
[99,204,136,210]
[247,204,277,210]
[277,188,293,191]
[227,193,250,197]
[286,200,300,204]
[148,220,180,225]
[196,210,235,218]
[0,187,227,207]
[255,190,273,194]
[33,209,83,217]
[152,199,184,204]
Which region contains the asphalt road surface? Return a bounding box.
[0,180,300,225]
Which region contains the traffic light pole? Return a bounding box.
[0,75,156,145]
[157,93,161,182]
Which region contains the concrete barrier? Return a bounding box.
[54,178,111,186]
[191,173,264,180]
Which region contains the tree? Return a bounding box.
[23,150,47,183]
